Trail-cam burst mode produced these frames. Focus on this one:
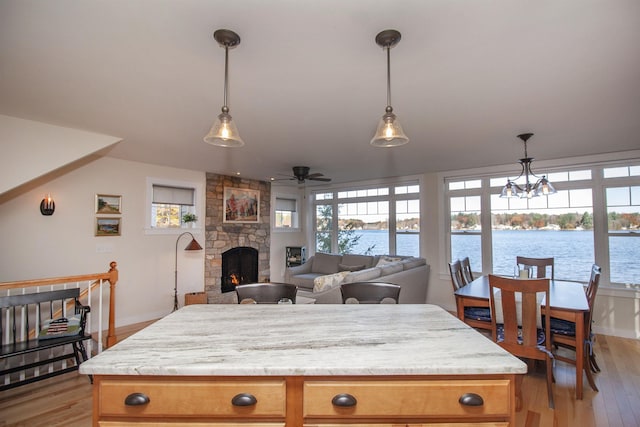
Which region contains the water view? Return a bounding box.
[346,229,639,284]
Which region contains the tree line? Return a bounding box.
[452,211,640,230]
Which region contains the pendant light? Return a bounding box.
[204,29,244,147]
[500,133,557,199]
[370,29,409,147]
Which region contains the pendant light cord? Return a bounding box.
[386,45,392,108]
[223,45,229,111]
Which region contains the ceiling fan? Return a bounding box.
[284,166,332,184]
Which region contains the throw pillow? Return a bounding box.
[38,315,81,340]
[338,263,366,272]
[313,271,349,293]
[375,256,403,267]
[312,253,342,274]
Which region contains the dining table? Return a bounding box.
[454,275,591,400]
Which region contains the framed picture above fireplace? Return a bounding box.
[223,187,260,223]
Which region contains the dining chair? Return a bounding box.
[516,256,555,279]
[460,257,474,285]
[448,260,465,291]
[340,282,401,304]
[235,282,298,304]
[550,264,601,392]
[488,274,554,409]
[449,260,492,330]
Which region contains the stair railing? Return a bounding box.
[0,261,118,355]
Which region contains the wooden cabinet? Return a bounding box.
[91,375,515,426]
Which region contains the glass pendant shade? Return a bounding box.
[204,111,244,147]
[500,181,518,198]
[370,110,409,147]
[535,176,557,196]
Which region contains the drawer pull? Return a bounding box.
[231,393,258,407]
[124,392,150,406]
[459,392,484,407]
[331,393,357,407]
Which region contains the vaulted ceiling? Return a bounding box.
[1,1,639,185]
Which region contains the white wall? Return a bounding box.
[0,115,121,195]
[0,156,206,327]
[269,184,306,282]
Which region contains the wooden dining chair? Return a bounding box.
[516,256,555,279]
[460,257,474,285]
[488,274,554,409]
[448,260,465,291]
[340,282,401,304]
[550,264,601,392]
[235,282,298,304]
[449,260,492,330]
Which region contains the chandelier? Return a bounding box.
[500,133,557,199]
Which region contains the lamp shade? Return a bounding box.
[370,110,409,147]
[184,238,203,251]
[204,112,244,147]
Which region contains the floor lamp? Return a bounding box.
[174,232,203,311]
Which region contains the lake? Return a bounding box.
[346,229,639,284]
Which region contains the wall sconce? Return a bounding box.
[40,194,55,215]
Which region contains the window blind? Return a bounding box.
[275,197,297,212]
[152,185,194,206]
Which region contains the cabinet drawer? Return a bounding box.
[98,378,286,417]
[303,379,511,418]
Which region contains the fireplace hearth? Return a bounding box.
[221,247,259,293]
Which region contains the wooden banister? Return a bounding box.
[106,261,118,347]
[0,261,119,350]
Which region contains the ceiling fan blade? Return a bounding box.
[309,177,331,181]
[306,173,324,179]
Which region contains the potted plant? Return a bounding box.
[182,213,198,227]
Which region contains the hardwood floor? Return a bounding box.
[1,333,638,426]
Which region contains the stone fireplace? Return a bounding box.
[204,174,270,303]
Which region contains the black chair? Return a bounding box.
[235,282,298,304]
[340,282,401,304]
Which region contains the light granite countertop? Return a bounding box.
[80,304,526,376]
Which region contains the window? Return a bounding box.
[445,162,640,287]
[604,165,640,284]
[146,178,201,232]
[312,180,420,256]
[274,196,299,229]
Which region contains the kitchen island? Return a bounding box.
[80,304,526,426]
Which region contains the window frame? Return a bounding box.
[443,158,640,291]
[310,178,421,257]
[272,193,301,231]
[145,177,203,235]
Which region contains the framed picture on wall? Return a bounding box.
[95,194,122,214]
[223,187,260,223]
[96,217,121,236]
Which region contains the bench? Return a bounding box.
[0,288,91,391]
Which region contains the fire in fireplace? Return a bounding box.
[221,247,258,293]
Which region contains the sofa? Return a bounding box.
[284,252,430,304]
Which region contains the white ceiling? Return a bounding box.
[1,1,639,185]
